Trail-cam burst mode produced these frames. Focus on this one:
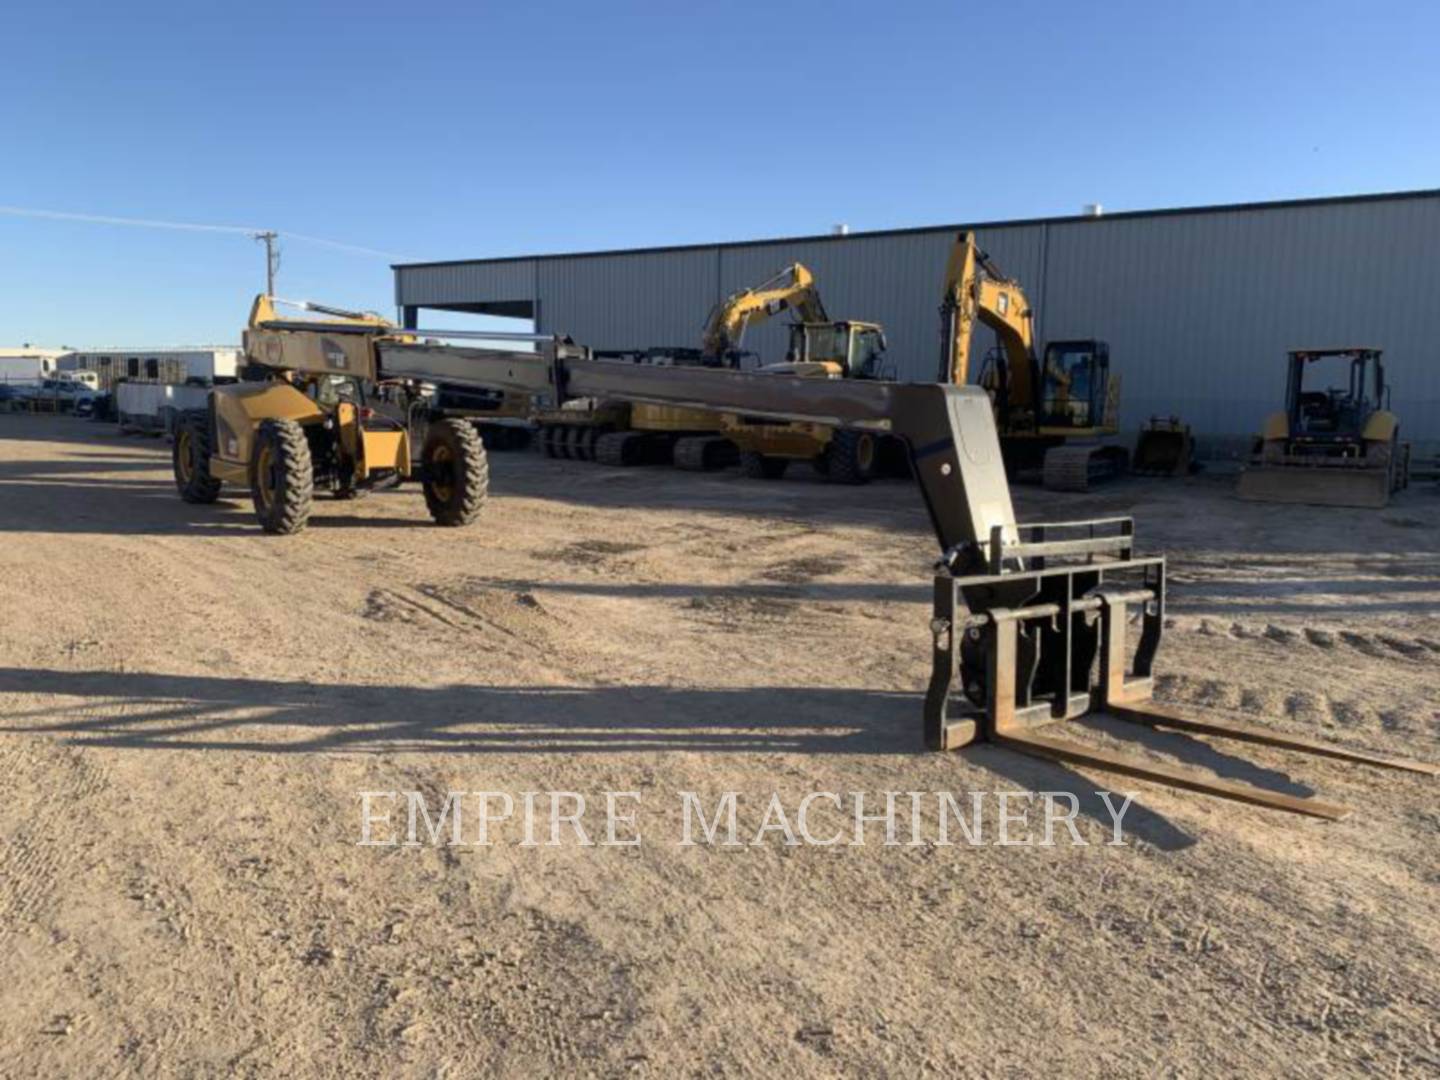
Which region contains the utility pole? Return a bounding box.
[253,231,280,295]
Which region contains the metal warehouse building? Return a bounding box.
[393,189,1440,447]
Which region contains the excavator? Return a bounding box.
[939,232,1184,490]
[533,263,829,470]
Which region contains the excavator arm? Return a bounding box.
[701,263,829,360]
[937,232,1037,412]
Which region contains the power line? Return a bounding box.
[0,204,412,261]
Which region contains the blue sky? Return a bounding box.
[2,0,1436,345]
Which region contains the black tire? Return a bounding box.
[739,450,789,480]
[250,418,314,534]
[422,418,489,526]
[173,411,222,504]
[826,429,876,485]
[541,426,559,458]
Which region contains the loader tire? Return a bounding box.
[250,418,314,534]
[826,429,876,485]
[739,450,788,480]
[173,411,222,504]
[422,418,489,526]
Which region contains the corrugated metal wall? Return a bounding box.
[395,193,1440,440]
[397,259,537,309]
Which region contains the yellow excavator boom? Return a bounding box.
[701,263,829,359]
[938,232,1036,403]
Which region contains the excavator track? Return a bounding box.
[595,431,649,467]
[1042,444,1129,492]
[673,435,737,472]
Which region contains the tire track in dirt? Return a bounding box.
[1188,619,1437,662]
[1156,673,1425,736]
[0,720,111,937]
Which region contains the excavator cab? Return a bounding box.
[1038,339,1111,429]
[782,321,890,379]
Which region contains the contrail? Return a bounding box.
[0,204,412,260]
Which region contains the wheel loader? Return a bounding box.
[172,296,498,534]
[721,318,897,483]
[1237,347,1409,508]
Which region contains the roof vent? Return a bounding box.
[831,223,850,236]
[1082,203,1104,217]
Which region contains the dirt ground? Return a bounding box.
[0,413,1436,1078]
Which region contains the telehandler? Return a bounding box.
[172,296,500,534]
[173,293,1435,817]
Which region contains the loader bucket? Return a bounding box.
[1236,463,1391,509]
[1133,420,1193,476]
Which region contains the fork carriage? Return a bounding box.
[925,517,1435,820]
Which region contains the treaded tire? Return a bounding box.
[825,429,876,485]
[173,410,222,504]
[739,450,788,480]
[250,418,314,534]
[423,418,489,526]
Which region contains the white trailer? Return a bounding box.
[0,349,63,386]
[115,382,213,436]
[60,347,240,391]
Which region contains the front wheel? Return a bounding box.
[422,419,489,526]
[826,429,876,485]
[173,411,222,504]
[250,418,314,534]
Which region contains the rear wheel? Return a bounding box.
[173,411,222,504]
[250,418,314,534]
[422,418,489,526]
[826,429,876,485]
[739,450,789,480]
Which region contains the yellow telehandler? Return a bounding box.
[173,297,495,533]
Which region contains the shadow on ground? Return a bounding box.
[16,665,1365,849]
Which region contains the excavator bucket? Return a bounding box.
[1132,416,1193,476]
[1236,461,1392,509]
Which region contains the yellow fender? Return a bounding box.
[1258,411,1289,441]
[1361,410,1398,443]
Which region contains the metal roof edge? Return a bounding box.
[392,187,1440,272]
